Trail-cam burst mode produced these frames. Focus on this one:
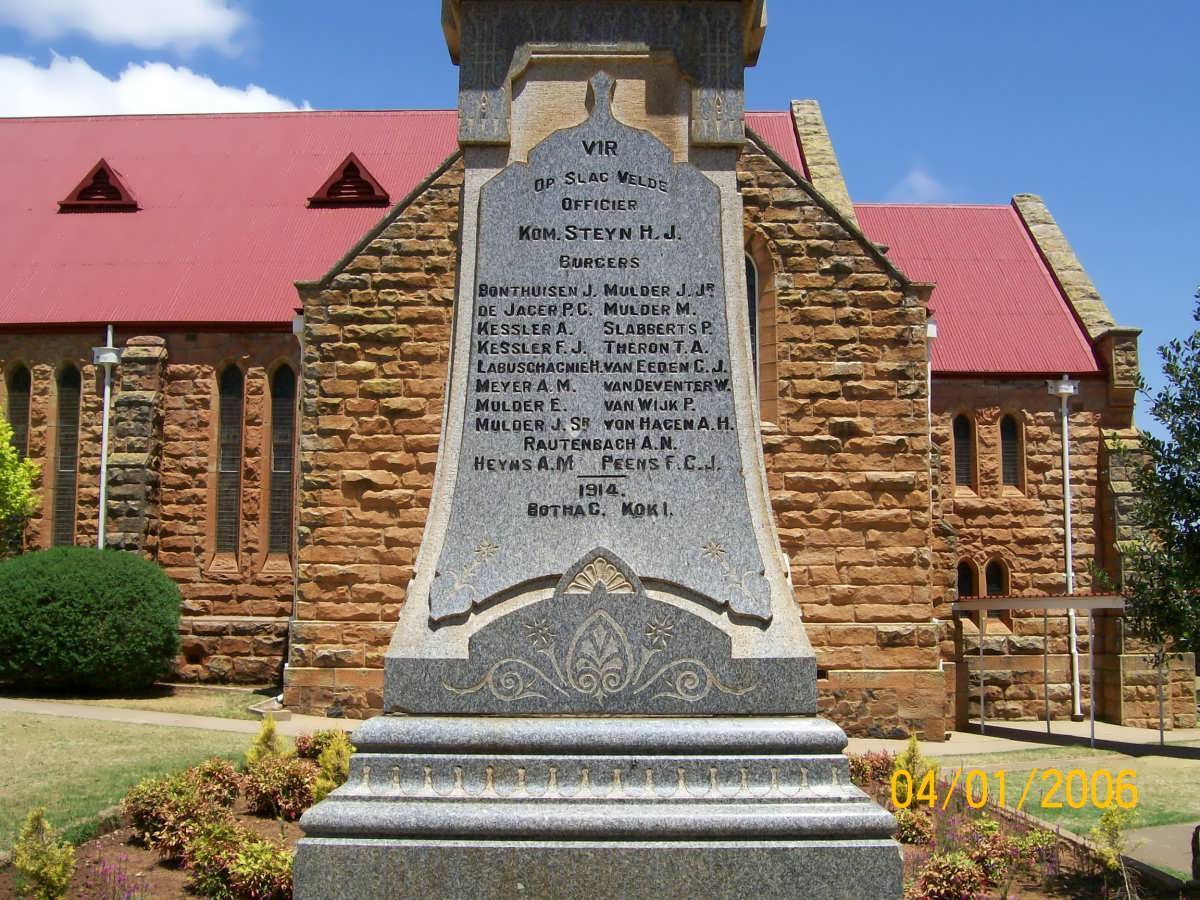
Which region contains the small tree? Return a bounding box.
[1121,289,1200,665]
[0,414,38,556]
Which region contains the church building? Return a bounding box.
[1,93,1193,737]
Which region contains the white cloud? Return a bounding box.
[0,0,246,53]
[884,168,953,204]
[0,53,306,116]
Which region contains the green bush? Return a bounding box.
[894,808,934,845]
[12,807,75,900]
[121,761,240,861]
[244,715,288,767]
[0,547,180,692]
[295,728,350,761]
[185,820,293,900]
[190,757,244,807]
[312,731,355,803]
[909,850,985,900]
[185,819,249,900]
[226,837,293,900]
[242,756,319,821]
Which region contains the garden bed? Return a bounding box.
[0,807,303,899]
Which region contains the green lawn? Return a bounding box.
[928,749,1200,836]
[0,712,252,851]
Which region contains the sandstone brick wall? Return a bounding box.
[0,328,299,685]
[157,331,299,684]
[283,158,463,717]
[283,144,950,735]
[0,332,106,549]
[930,377,1195,729]
[739,140,945,739]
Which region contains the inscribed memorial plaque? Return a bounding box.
[429,74,771,622]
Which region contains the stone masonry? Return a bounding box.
[283,138,951,737]
[2,111,1191,738]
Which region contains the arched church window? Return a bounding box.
[1000,414,1022,487]
[957,560,977,598]
[216,365,244,555]
[268,365,297,556]
[53,365,81,546]
[7,365,30,459]
[985,560,1009,597]
[953,414,975,489]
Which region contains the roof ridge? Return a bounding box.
[854,202,1012,210]
[0,109,460,124]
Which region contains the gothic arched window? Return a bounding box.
[53,365,81,546]
[268,365,296,556]
[216,365,244,555]
[953,414,975,489]
[1000,414,1022,487]
[7,365,30,459]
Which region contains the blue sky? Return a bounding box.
[1,0,1197,434]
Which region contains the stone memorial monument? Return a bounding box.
[295,1,901,896]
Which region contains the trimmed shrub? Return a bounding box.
[185,820,293,900]
[190,757,244,807]
[244,715,288,767]
[121,761,240,861]
[12,807,75,900]
[0,547,180,692]
[226,838,294,900]
[908,850,985,900]
[894,808,934,845]
[312,731,355,803]
[243,756,319,821]
[185,820,249,900]
[295,728,349,761]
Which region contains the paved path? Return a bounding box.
[1124,821,1199,880]
[0,697,349,736]
[5,695,1197,758]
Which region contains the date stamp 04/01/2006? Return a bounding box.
[890,768,1139,813]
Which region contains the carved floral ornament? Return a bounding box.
[445,605,753,706]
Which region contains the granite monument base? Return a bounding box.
[295,716,902,899]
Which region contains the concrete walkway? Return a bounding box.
[0,696,349,737]
[5,695,1198,757]
[1124,821,1200,880]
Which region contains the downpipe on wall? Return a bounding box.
[93,325,121,549]
[1048,375,1082,720]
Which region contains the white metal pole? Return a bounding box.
[979,613,987,735]
[1089,609,1096,748]
[96,324,115,549]
[1044,608,1051,735]
[1050,375,1083,720]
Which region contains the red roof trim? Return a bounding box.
[58,158,138,212]
[307,152,390,208]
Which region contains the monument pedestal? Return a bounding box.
[296,716,901,899]
[294,2,902,895]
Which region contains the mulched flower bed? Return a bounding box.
[0,805,303,899]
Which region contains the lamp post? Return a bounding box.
[1047,374,1082,721]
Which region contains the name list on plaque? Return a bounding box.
[430,77,771,623]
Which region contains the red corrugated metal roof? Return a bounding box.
[745,110,808,177]
[1,110,460,326]
[0,109,803,328]
[2,110,1103,377]
[855,203,1099,375]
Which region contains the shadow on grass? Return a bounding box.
[964,722,1200,761]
